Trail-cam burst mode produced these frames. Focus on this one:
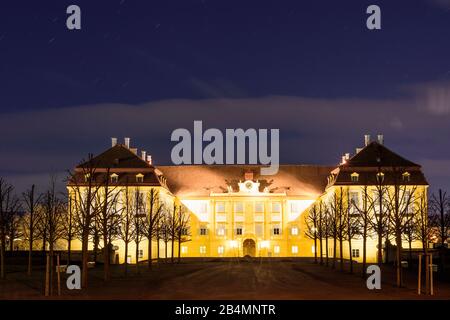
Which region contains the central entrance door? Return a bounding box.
[243,239,256,257]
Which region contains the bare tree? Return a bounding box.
[0,179,20,279]
[22,185,42,275]
[40,178,66,295]
[413,191,432,256]
[429,189,450,248]
[345,189,361,274]
[118,183,133,276]
[61,195,74,265]
[158,209,172,263]
[305,201,320,264]
[143,188,163,269]
[176,205,191,263]
[95,168,121,281]
[429,189,450,276]
[131,187,146,273]
[352,185,374,278]
[68,154,102,288]
[328,188,345,271]
[384,168,417,287]
[367,171,390,266]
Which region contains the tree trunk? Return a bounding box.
[313,235,317,263]
[325,236,329,267]
[135,241,140,274]
[178,238,181,263]
[332,235,337,269]
[362,227,367,278]
[148,239,153,269]
[395,232,402,287]
[319,236,323,265]
[0,232,5,279]
[171,239,174,264]
[348,237,353,274]
[124,241,129,276]
[339,238,343,272]
[103,234,110,281]
[81,229,89,288]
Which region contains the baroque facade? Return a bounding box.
[67,135,428,264]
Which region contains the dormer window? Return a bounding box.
[84,173,91,182]
[351,172,359,183]
[376,172,385,183]
[136,174,144,183]
[110,174,118,183]
[402,172,411,182]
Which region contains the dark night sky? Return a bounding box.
[0,0,450,194]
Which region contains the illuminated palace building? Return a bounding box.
[68,135,428,263]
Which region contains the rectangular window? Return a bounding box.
[290,202,300,213]
[138,249,144,259]
[181,246,188,254]
[236,227,243,235]
[215,202,225,213]
[234,202,243,213]
[255,201,264,213]
[200,246,206,254]
[218,246,224,255]
[272,227,280,235]
[352,248,360,258]
[217,226,225,236]
[272,202,281,213]
[274,245,280,254]
[200,227,208,236]
[136,175,144,183]
[291,246,298,254]
[111,175,118,183]
[291,226,298,235]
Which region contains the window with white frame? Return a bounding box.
[236,226,243,235]
[291,245,298,254]
[181,246,188,254]
[200,227,208,236]
[255,201,264,213]
[272,202,281,213]
[234,202,243,213]
[200,246,206,254]
[272,226,281,235]
[136,174,144,183]
[110,174,119,183]
[218,246,224,255]
[291,226,299,235]
[352,248,360,258]
[274,245,280,254]
[215,202,225,213]
[216,225,225,236]
[138,249,144,259]
[351,172,359,183]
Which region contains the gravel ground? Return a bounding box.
[1,259,449,300]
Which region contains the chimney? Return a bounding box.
[345,153,350,160]
[147,155,152,165]
[364,134,370,147]
[111,137,117,147]
[130,148,137,155]
[244,171,254,181]
[356,148,363,154]
[124,137,130,148]
[341,155,346,164]
[377,134,384,145]
[141,151,146,161]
